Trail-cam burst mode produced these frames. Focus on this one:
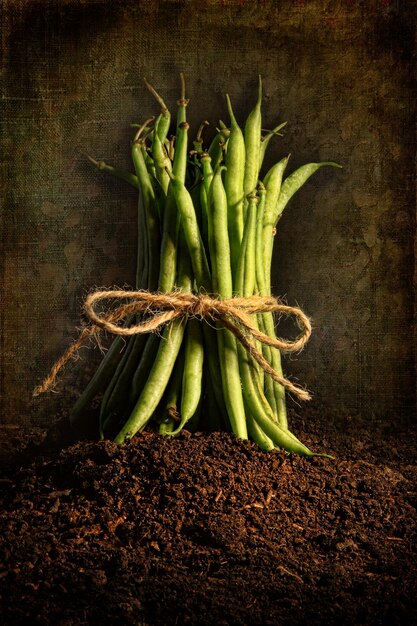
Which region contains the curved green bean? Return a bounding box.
[258,121,287,173]
[274,161,342,225]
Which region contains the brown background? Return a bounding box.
[1,0,415,427]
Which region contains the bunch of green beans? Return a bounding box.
[71,75,340,456]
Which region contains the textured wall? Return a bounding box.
[1,0,415,427]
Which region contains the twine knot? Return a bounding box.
[33,289,312,401]
[188,295,210,319]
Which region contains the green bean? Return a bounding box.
[234,192,274,447]
[170,319,204,435]
[255,180,288,428]
[261,161,342,430]
[167,223,205,436]
[114,231,193,444]
[131,140,160,292]
[85,154,139,189]
[253,186,278,420]
[243,75,262,198]
[143,146,157,182]
[274,161,342,226]
[208,167,247,439]
[238,342,313,455]
[68,74,338,458]
[128,334,160,406]
[158,194,177,292]
[69,335,127,433]
[159,419,175,435]
[99,332,149,438]
[237,194,262,377]
[144,77,171,142]
[157,77,190,293]
[225,94,245,281]
[114,317,186,443]
[168,174,211,291]
[199,173,210,256]
[258,122,287,172]
[208,167,229,294]
[201,152,214,196]
[190,173,203,243]
[151,126,171,195]
[235,193,257,298]
[198,153,214,270]
[193,120,210,155]
[207,128,230,170]
[167,163,227,423]
[161,341,185,431]
[113,123,165,418]
[246,410,275,451]
[255,184,267,295]
[174,73,189,175]
[262,157,289,291]
[134,185,148,288]
[242,193,258,298]
[257,313,278,418]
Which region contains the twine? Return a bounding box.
[33,290,312,401]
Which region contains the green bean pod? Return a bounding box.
[258,121,287,173]
[170,319,204,435]
[262,157,289,292]
[225,94,246,282]
[114,228,194,444]
[238,342,314,455]
[143,147,157,182]
[243,76,262,198]
[114,318,187,443]
[99,332,149,438]
[161,341,185,429]
[208,167,248,440]
[144,77,171,143]
[69,335,127,433]
[151,127,171,195]
[257,313,278,418]
[169,175,211,291]
[131,140,161,291]
[167,168,226,419]
[207,128,230,170]
[273,161,342,226]
[193,120,210,155]
[235,193,274,447]
[201,152,214,196]
[235,193,258,297]
[199,175,210,256]
[246,410,275,451]
[255,182,288,428]
[157,82,190,293]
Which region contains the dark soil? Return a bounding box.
[1,413,416,626]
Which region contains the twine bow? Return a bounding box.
[33,289,312,401]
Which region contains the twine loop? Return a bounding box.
[33,289,312,401]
